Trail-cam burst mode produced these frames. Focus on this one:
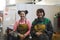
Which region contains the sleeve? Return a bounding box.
[13,21,19,31]
[24,20,31,37]
[30,19,37,36]
[45,20,53,38]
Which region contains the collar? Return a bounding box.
[37,17,44,22]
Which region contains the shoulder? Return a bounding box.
[33,18,38,22]
[26,19,31,24]
[26,19,30,22]
[15,20,20,24]
[32,18,38,24]
[44,18,51,23]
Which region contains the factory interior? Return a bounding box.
[0,0,60,40]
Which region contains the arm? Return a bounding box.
[30,25,36,36]
[24,20,31,37]
[30,19,37,36]
[13,21,23,36]
[45,20,53,38]
[13,21,19,31]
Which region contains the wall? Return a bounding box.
[16,4,60,27]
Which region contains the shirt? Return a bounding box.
[13,19,31,36]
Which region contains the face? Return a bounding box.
[36,12,43,18]
[19,12,26,19]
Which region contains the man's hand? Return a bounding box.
[36,32,42,36]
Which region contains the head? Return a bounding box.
[18,10,28,19]
[36,8,45,18]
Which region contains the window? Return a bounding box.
[9,0,16,5]
[0,0,6,11]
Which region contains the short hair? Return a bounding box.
[18,10,28,14]
[36,8,45,16]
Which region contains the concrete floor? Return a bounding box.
[0,35,4,40]
[0,32,5,40]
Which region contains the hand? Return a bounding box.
[36,32,42,36]
[20,34,25,40]
[18,33,25,40]
[24,34,27,38]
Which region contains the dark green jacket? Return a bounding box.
[31,18,53,40]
